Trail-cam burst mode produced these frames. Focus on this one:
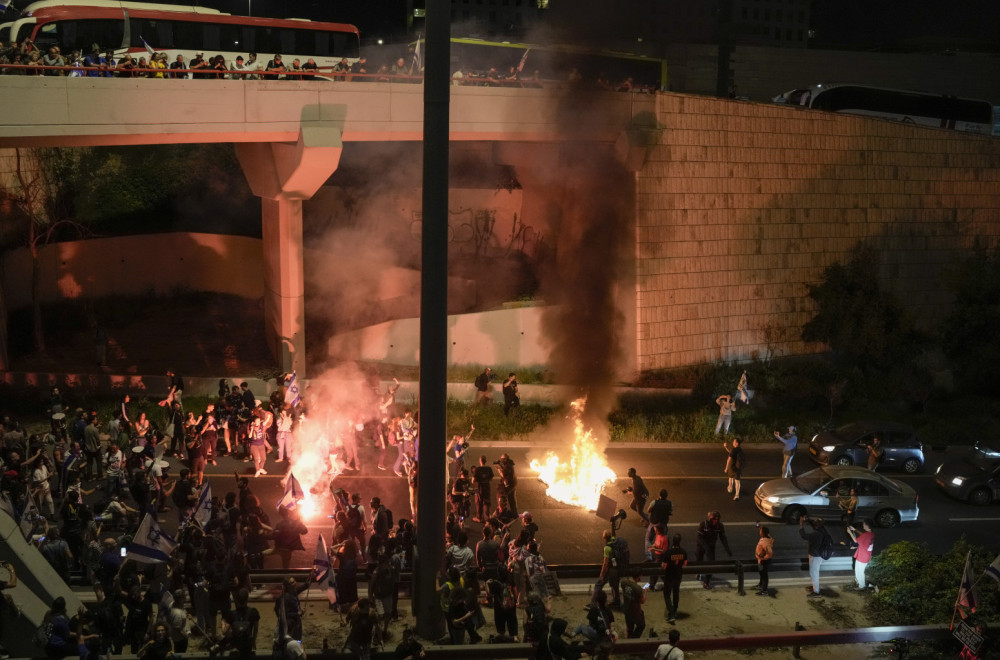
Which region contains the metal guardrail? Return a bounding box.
[73,624,957,659]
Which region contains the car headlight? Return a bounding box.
[766,496,781,503]
[822,445,836,452]
[951,477,965,486]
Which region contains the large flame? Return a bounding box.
[530,398,616,510]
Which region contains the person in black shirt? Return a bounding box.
[220,588,259,659]
[696,511,731,589]
[623,467,650,525]
[496,454,518,514]
[394,626,423,659]
[661,533,687,624]
[472,455,494,522]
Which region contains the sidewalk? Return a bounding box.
[197,574,877,658]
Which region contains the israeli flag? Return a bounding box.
[277,472,304,510]
[0,3,12,13]
[192,483,213,528]
[313,535,338,604]
[284,371,301,408]
[140,35,155,56]
[985,554,1000,584]
[126,513,178,564]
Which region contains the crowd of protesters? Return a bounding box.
[0,39,648,92]
[0,366,683,660]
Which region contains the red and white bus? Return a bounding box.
[9,0,359,71]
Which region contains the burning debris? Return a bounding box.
[530,397,616,510]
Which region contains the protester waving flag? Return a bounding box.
[277,472,304,510]
[127,513,178,563]
[313,535,338,605]
[284,371,301,408]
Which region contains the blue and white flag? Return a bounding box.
[411,35,422,72]
[192,483,213,528]
[140,35,155,56]
[313,535,337,604]
[0,3,13,13]
[736,371,752,404]
[958,551,978,615]
[985,554,1000,584]
[284,371,301,408]
[19,494,38,540]
[277,472,304,510]
[126,513,178,564]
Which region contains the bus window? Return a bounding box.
[34,23,60,50]
[56,19,126,53]
[219,23,243,52]
[253,26,282,54]
[203,24,221,51]
[172,21,203,51]
[278,28,296,55]
[292,29,315,57]
[129,18,174,49]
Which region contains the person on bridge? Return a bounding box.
[774,426,798,478]
[695,511,732,589]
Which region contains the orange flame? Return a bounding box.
[530,397,616,510]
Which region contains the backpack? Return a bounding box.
[230,609,253,649]
[33,619,53,648]
[609,537,630,570]
[501,583,516,610]
[819,531,835,560]
[346,504,363,531]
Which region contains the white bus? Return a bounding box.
[8,0,360,72]
[774,83,994,135]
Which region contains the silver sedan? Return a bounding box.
[754,465,919,528]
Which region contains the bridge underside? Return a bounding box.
[0,77,654,375]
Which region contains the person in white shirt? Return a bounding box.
[654,628,684,659]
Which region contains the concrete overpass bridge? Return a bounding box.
[0,77,658,374]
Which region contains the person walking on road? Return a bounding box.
[714,394,736,435]
[754,525,774,596]
[774,426,798,478]
[723,437,746,501]
[846,519,874,590]
[661,533,687,624]
[866,437,884,471]
[623,467,650,525]
[799,515,831,597]
[695,511,731,589]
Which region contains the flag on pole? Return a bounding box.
[0,492,14,520]
[284,371,301,408]
[985,554,1000,584]
[19,494,38,540]
[126,513,178,563]
[312,535,338,605]
[958,551,979,615]
[736,371,752,404]
[517,47,531,73]
[140,35,155,56]
[412,35,422,72]
[192,482,213,528]
[277,472,304,510]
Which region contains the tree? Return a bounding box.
[0,148,93,358]
[940,245,1000,392]
[801,245,920,372]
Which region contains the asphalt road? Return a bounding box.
[167,440,1000,570]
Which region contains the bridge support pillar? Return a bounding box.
[236,116,344,377]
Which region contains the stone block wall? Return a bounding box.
[635,93,1000,372]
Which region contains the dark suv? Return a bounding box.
[808,420,925,474]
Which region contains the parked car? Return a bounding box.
[934,441,1000,505]
[808,420,925,473]
[754,465,919,528]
